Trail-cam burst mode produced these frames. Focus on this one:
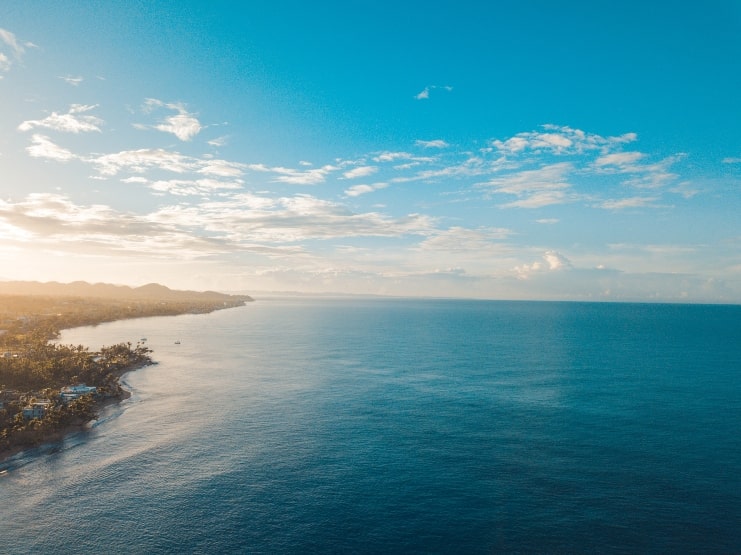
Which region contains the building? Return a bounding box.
[60,384,98,403]
[22,400,51,420]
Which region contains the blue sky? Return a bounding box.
[1,1,740,301]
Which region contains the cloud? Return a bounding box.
[26,135,77,161]
[60,75,84,86]
[136,99,202,141]
[207,136,229,147]
[344,182,389,197]
[722,156,741,164]
[392,155,488,184]
[492,125,636,156]
[148,178,244,196]
[418,226,512,251]
[599,196,659,210]
[536,218,559,224]
[148,194,436,243]
[501,191,569,209]
[373,151,413,162]
[594,151,645,167]
[0,28,32,73]
[1,192,432,259]
[343,165,378,179]
[481,162,574,208]
[18,104,103,133]
[515,250,572,279]
[415,139,449,149]
[414,85,453,100]
[91,148,196,176]
[248,163,339,185]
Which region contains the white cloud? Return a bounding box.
[544,250,570,270]
[722,156,741,164]
[197,159,245,178]
[248,163,339,185]
[60,75,84,86]
[536,218,559,224]
[501,191,569,209]
[415,139,449,149]
[207,136,229,147]
[392,155,487,184]
[19,104,103,133]
[492,125,637,156]
[90,148,195,176]
[26,134,77,161]
[481,162,574,208]
[0,52,10,72]
[343,165,378,179]
[344,182,389,197]
[599,196,659,210]
[418,226,512,251]
[373,151,413,162]
[148,194,436,244]
[515,250,571,279]
[594,151,645,167]
[137,98,202,141]
[148,178,243,196]
[0,28,31,73]
[414,85,453,100]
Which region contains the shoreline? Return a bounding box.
[0,286,252,466]
[0,359,150,466]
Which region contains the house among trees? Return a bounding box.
[22,400,51,420]
[60,385,98,403]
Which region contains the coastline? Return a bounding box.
[0,358,150,465]
[0,282,254,471]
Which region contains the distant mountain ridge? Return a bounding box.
[0,280,253,303]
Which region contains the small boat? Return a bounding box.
[174,340,181,345]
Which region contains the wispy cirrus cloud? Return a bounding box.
[148,193,435,244]
[135,98,202,141]
[0,28,35,74]
[18,104,103,133]
[415,139,449,149]
[598,196,660,210]
[248,163,339,185]
[414,85,453,100]
[343,165,378,179]
[25,134,77,161]
[59,75,84,86]
[418,226,512,251]
[344,182,389,197]
[480,162,575,208]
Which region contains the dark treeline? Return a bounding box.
[0,291,249,456]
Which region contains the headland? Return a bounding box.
[0,281,252,461]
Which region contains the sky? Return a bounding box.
[1,1,740,302]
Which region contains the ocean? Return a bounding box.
[2,298,740,553]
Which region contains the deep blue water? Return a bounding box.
[2,298,740,553]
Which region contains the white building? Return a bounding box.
[22,400,51,420]
[60,384,98,403]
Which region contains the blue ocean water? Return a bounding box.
[1,298,740,553]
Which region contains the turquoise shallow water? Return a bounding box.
[2,299,740,553]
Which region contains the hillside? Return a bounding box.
[0,281,253,303]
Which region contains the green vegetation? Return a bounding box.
[0,285,250,458]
